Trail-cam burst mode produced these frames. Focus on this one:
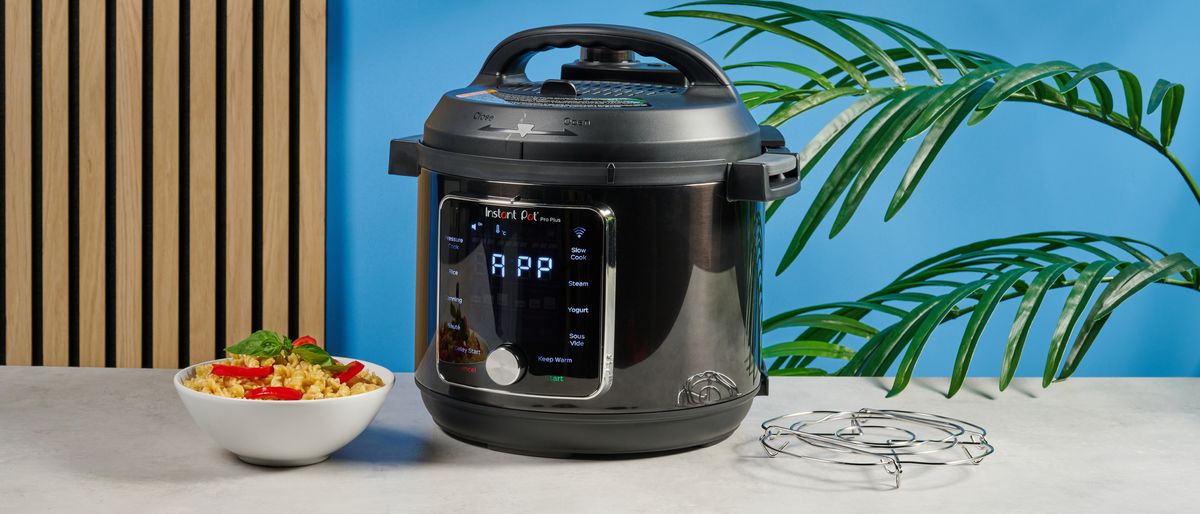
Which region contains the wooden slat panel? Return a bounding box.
[78,0,107,367]
[261,0,289,334]
[189,0,217,364]
[151,0,180,368]
[225,0,253,345]
[115,0,143,368]
[3,0,327,368]
[41,0,70,366]
[4,0,33,365]
[298,0,325,344]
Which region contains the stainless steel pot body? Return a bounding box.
[413,170,764,414]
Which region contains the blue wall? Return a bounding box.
[327,0,1200,376]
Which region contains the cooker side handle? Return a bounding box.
[471,24,733,91]
[388,135,422,177]
[726,152,801,202]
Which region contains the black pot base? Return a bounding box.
[419,384,756,458]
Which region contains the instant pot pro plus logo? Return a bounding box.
[484,206,561,224]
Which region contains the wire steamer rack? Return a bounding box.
[760,409,994,488]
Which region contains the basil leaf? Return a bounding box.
[226,330,288,358]
[294,344,349,372]
[293,343,334,366]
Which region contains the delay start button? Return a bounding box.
[485,345,525,386]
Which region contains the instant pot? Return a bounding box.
[389,24,801,455]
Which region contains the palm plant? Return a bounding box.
[647,1,1200,396]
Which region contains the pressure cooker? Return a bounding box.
[388,24,801,455]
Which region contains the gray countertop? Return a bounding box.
[2,368,1198,512]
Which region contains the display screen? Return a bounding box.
[436,196,607,397]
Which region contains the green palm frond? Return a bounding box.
[648,1,1198,276]
[761,233,1200,397]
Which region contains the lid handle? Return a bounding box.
[472,24,732,89]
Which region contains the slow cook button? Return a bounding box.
[570,246,587,261]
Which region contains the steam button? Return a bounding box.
[486,345,525,386]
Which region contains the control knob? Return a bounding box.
[486,345,525,386]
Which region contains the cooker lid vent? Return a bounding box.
[497,80,685,98]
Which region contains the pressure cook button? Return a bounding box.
[486,345,524,386]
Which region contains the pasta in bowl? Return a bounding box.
[183,353,385,400]
[175,331,394,466]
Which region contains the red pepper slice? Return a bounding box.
[211,364,274,378]
[244,386,303,401]
[292,335,317,348]
[335,361,365,384]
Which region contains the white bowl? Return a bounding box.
[174,356,395,466]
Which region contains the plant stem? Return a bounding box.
[1006,94,1200,206]
[1162,150,1200,205]
[938,276,1198,323]
[781,272,1197,374]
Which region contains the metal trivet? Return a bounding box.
[760,409,994,489]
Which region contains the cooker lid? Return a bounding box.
[390,25,801,202]
[422,24,762,163]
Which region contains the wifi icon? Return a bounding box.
[573,227,586,239]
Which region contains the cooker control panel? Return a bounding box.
[436,195,613,398]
